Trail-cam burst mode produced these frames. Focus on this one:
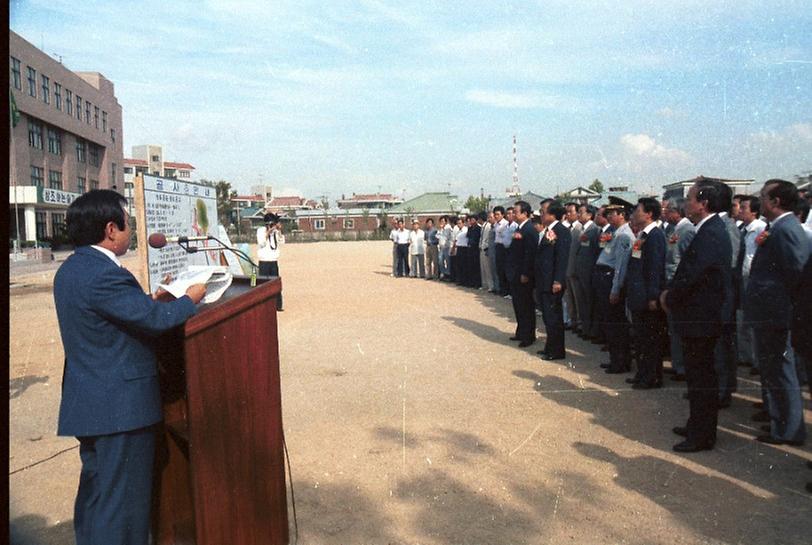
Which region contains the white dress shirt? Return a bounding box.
[91,245,121,267]
[741,218,767,278]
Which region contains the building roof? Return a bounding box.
[268,196,309,208]
[664,175,754,188]
[560,186,600,197]
[233,195,266,201]
[123,158,148,166]
[163,161,196,170]
[489,191,550,211]
[389,192,465,213]
[337,193,403,203]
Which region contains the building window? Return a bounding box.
[30,165,44,187]
[123,166,133,174]
[52,213,66,238]
[102,111,107,132]
[111,163,117,187]
[76,138,86,162]
[10,57,21,89]
[85,100,91,124]
[89,144,100,167]
[48,170,63,190]
[111,128,116,143]
[77,177,86,193]
[314,219,326,230]
[36,212,47,240]
[27,66,36,97]
[164,168,176,178]
[28,120,43,149]
[41,75,50,104]
[94,106,99,129]
[48,128,62,155]
[127,197,134,208]
[343,218,355,229]
[54,82,62,110]
[76,96,82,121]
[90,179,99,190]
[151,155,160,162]
[65,89,73,115]
[179,170,190,178]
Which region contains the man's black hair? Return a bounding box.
[564,201,578,209]
[581,204,597,219]
[66,189,128,246]
[796,199,810,223]
[425,217,435,224]
[477,211,488,221]
[694,179,731,214]
[763,179,800,212]
[636,197,662,221]
[514,200,532,216]
[539,198,555,210]
[547,202,566,220]
[740,195,761,216]
[493,205,505,215]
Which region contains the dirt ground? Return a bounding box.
[9,240,812,544]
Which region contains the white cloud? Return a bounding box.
[620,133,693,163]
[465,89,561,109]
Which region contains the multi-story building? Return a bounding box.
[663,175,754,200]
[250,184,273,203]
[122,144,196,213]
[336,192,403,210]
[9,30,124,243]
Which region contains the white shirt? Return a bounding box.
[640,221,658,237]
[494,218,510,245]
[436,225,452,249]
[601,223,611,233]
[389,228,398,243]
[257,226,282,262]
[504,221,518,247]
[675,217,691,230]
[394,228,410,244]
[581,220,594,231]
[91,245,121,267]
[455,226,469,247]
[741,218,767,278]
[408,229,425,255]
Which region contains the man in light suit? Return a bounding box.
[54,190,207,545]
[562,202,581,330]
[661,179,732,452]
[508,201,538,347]
[745,179,809,446]
[479,211,494,291]
[535,202,572,360]
[662,197,696,381]
[715,186,743,408]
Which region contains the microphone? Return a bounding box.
[148,233,213,249]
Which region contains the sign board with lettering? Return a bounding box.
[133,174,221,293]
[40,187,81,206]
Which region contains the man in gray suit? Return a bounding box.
[715,186,742,408]
[573,204,600,340]
[745,180,809,446]
[663,197,696,381]
[564,202,583,333]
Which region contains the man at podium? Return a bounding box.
[53,190,207,545]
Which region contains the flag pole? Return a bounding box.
[10,89,22,260]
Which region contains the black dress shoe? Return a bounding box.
[536,349,547,355]
[599,363,610,368]
[518,340,534,347]
[509,336,521,341]
[541,354,565,361]
[670,374,686,382]
[605,367,628,374]
[751,410,770,422]
[672,426,688,437]
[756,435,804,446]
[673,440,714,453]
[625,377,640,384]
[663,368,677,375]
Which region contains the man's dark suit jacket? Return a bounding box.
[665,214,732,338]
[625,225,666,313]
[54,246,198,437]
[508,219,538,283]
[575,223,601,283]
[467,223,482,249]
[744,213,810,330]
[534,222,571,292]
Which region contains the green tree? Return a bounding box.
[464,195,489,214]
[589,179,604,193]
[211,179,235,227]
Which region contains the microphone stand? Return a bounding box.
[178,236,260,286]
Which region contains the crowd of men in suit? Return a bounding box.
[389,178,811,476]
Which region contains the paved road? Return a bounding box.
[9,241,812,544]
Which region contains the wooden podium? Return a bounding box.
[152,276,289,545]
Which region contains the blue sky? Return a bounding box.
[11,0,812,200]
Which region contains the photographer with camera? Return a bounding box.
[257,212,284,311]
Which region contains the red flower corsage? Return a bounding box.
[513,232,523,240]
[668,234,679,245]
[545,229,557,244]
[755,230,770,246]
[633,238,645,251]
[580,234,589,242]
